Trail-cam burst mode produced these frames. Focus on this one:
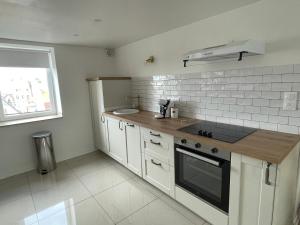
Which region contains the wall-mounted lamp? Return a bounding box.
[145,56,155,64]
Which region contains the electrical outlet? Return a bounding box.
[283,92,298,111]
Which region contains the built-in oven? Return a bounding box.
[174,137,231,213]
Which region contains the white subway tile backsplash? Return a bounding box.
[261,91,281,99]
[289,117,300,126]
[223,97,237,105]
[272,64,294,74]
[260,107,279,115]
[282,74,300,82]
[263,75,282,83]
[294,64,300,73]
[244,120,260,128]
[278,124,299,134]
[269,115,288,124]
[133,64,300,134]
[237,98,252,106]
[237,112,252,120]
[244,106,261,113]
[230,105,244,112]
[252,114,269,122]
[260,122,278,131]
[253,99,269,106]
[271,83,292,91]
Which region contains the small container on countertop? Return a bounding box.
[171,107,179,119]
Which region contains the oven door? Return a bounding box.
[175,144,230,213]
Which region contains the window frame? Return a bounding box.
[0,43,63,124]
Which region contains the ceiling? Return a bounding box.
[0,0,260,48]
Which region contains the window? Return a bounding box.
[0,43,62,125]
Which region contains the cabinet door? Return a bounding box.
[125,123,142,176]
[98,115,109,154]
[107,117,127,165]
[229,153,277,225]
[88,81,108,153]
[143,153,172,195]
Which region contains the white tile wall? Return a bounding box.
[132,64,300,134]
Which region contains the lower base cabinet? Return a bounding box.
[107,117,143,176]
[105,115,300,225]
[107,117,127,165]
[229,143,300,225]
[125,122,142,176]
[143,153,174,196]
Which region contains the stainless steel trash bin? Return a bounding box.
[32,131,56,175]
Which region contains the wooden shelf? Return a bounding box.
[86,76,131,81]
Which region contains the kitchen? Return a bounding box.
[0,1,300,225]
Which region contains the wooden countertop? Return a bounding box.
[104,111,300,164]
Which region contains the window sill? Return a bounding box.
[0,114,63,127]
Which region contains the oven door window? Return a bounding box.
[175,146,230,212]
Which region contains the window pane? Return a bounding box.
[0,67,53,116]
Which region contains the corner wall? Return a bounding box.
[115,0,300,77]
[0,39,116,179]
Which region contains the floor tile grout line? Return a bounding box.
[25,173,41,225]
[158,195,207,225]
[70,157,121,224]
[91,194,116,224]
[73,162,159,225]
[27,159,94,224]
[114,196,159,225]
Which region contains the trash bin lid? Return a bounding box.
[32,131,52,138]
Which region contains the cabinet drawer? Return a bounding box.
[142,127,173,143]
[143,138,169,163]
[144,153,171,194]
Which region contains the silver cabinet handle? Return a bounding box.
[150,139,161,145]
[118,120,123,131]
[150,131,161,137]
[265,162,272,185]
[176,148,220,167]
[151,159,162,166]
[126,123,135,127]
[100,115,105,123]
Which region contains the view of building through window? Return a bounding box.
[0,67,52,116]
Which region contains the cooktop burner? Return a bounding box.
[178,121,257,143]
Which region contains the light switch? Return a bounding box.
[283,92,298,110]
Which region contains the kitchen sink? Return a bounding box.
[113,108,139,115]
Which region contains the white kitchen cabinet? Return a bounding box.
[143,153,174,196]
[88,81,109,153]
[125,122,142,176]
[88,79,131,154]
[107,117,127,165]
[141,127,175,197]
[229,143,300,225]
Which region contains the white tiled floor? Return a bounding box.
[0,151,210,225]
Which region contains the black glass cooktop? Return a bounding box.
[178,121,257,143]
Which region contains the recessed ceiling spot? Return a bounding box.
[94,18,102,22]
[73,34,79,37]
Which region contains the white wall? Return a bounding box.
[0,39,116,179]
[115,0,300,77]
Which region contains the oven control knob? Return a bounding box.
[195,143,201,148]
[211,148,219,154]
[181,139,187,144]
